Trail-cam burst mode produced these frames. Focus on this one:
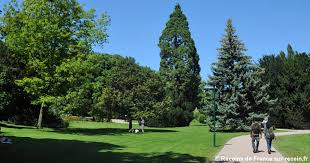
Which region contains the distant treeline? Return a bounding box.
[259,45,310,129]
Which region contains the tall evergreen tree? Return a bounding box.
[158,4,201,127]
[208,19,274,130]
[259,45,310,129]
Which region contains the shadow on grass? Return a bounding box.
[0,136,207,163]
[49,128,178,136]
[0,123,35,129]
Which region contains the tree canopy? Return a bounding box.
[0,0,110,128]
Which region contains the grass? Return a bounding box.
[0,120,246,163]
[274,134,310,162]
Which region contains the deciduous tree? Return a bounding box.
[0,0,110,128]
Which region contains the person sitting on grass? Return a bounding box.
[128,128,140,134]
[250,120,262,153]
[0,126,12,144]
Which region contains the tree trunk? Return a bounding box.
[106,108,112,122]
[128,118,132,130]
[37,101,44,129]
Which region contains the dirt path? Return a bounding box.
[214,130,310,163]
[111,119,138,124]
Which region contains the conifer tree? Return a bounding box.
[260,45,310,129]
[158,4,201,127]
[208,19,274,130]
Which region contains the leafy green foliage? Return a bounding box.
[193,108,200,120]
[0,41,15,111]
[52,54,165,128]
[158,4,201,127]
[192,108,206,124]
[1,0,109,102]
[0,0,109,127]
[93,87,121,122]
[198,114,206,124]
[259,45,310,129]
[0,40,31,122]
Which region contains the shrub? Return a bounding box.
[193,108,200,120]
[147,108,193,127]
[43,113,69,128]
[198,114,206,124]
[7,107,69,128]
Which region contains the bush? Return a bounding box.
[146,116,166,128]
[198,114,206,124]
[193,108,200,120]
[193,108,206,124]
[43,112,69,128]
[147,108,193,127]
[166,108,193,127]
[7,107,40,126]
[7,107,69,128]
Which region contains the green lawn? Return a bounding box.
[0,120,245,163]
[274,134,310,162]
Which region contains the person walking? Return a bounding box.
[250,121,262,153]
[262,117,275,154]
[140,117,145,133]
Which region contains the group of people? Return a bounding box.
[129,117,145,134]
[250,117,275,154]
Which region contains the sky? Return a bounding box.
[1,0,310,80]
